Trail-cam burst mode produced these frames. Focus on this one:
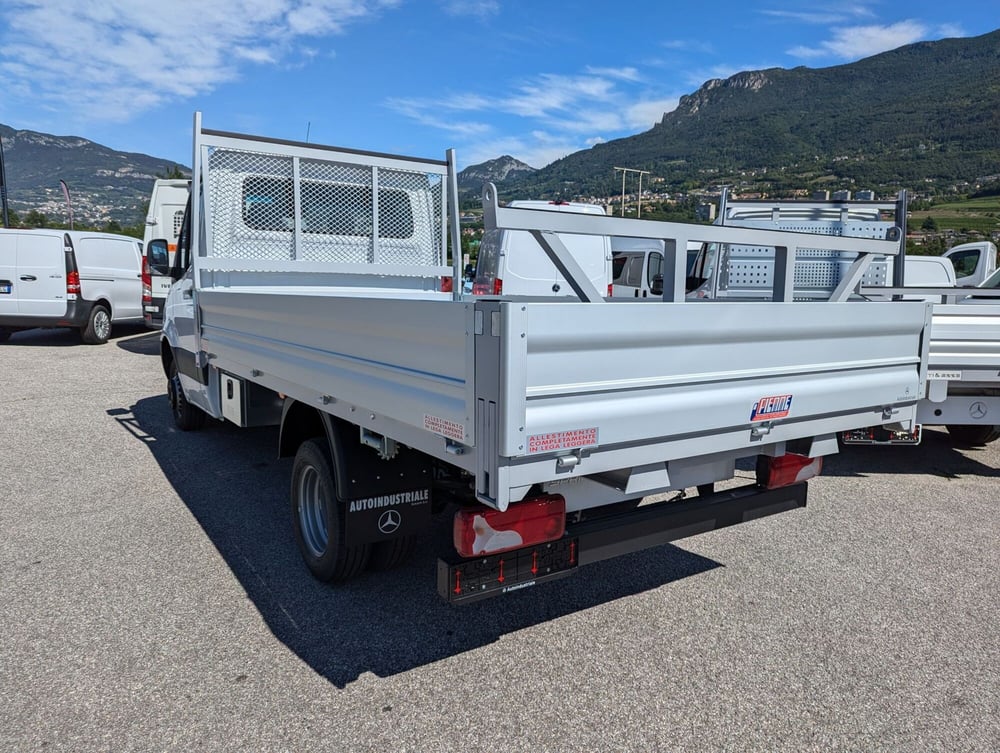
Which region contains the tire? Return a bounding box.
[167,361,206,431]
[0,328,11,343]
[368,535,415,572]
[291,438,370,582]
[80,304,112,344]
[946,424,1000,447]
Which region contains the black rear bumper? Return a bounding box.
[0,300,94,331]
[438,482,808,604]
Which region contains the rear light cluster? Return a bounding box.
[471,278,503,296]
[141,256,152,304]
[454,494,566,557]
[66,270,81,297]
[841,426,921,445]
[756,452,822,490]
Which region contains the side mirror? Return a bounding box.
[650,273,663,296]
[147,239,172,276]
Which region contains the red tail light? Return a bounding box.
[141,256,152,303]
[756,453,823,490]
[66,270,81,296]
[472,278,503,296]
[440,276,454,293]
[454,494,566,557]
[607,283,613,297]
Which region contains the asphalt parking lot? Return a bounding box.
[1,325,998,752]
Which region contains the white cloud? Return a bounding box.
[758,4,877,25]
[585,66,642,82]
[0,0,399,122]
[386,65,678,169]
[626,98,679,129]
[660,39,716,54]
[440,0,499,19]
[788,20,929,60]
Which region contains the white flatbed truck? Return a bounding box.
[158,115,933,603]
[703,193,1000,447]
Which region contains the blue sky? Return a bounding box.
[0,1,995,171]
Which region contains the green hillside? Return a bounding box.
[505,30,1000,201]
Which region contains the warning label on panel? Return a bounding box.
[424,414,466,441]
[527,427,599,454]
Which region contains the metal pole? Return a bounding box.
[620,169,626,217]
[0,133,9,228]
[59,180,73,230]
[637,172,643,218]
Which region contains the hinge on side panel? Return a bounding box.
[750,421,773,440]
[360,427,398,460]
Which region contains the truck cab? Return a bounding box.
[142,179,190,328]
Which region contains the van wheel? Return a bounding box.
[368,535,415,572]
[291,439,370,582]
[168,362,206,431]
[946,424,1000,447]
[80,304,112,344]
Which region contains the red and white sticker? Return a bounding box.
[750,394,793,422]
[527,427,599,455]
[424,414,466,442]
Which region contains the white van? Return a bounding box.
[0,228,144,344]
[611,238,704,298]
[142,179,190,328]
[472,200,611,297]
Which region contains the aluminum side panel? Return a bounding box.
[498,301,930,457]
[927,303,1000,377]
[197,291,474,443]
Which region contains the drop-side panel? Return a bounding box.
[926,303,1000,383]
[495,299,930,460]
[197,290,474,445]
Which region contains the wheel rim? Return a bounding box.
[94,309,111,340]
[169,373,182,418]
[297,465,328,558]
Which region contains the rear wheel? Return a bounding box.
[291,438,370,582]
[946,424,1000,447]
[168,361,206,431]
[80,304,111,344]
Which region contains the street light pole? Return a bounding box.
[613,166,651,218]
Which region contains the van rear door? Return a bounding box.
[15,232,67,317]
[0,232,17,315]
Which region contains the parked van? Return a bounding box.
[142,179,189,328]
[0,228,144,344]
[472,200,611,297]
[611,238,703,298]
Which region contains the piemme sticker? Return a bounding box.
[527,427,598,454]
[750,394,793,422]
[424,414,465,441]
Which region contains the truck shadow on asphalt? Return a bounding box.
[112,395,724,688]
[821,429,1000,479]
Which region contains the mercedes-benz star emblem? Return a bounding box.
[970,401,988,420]
[378,509,402,534]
